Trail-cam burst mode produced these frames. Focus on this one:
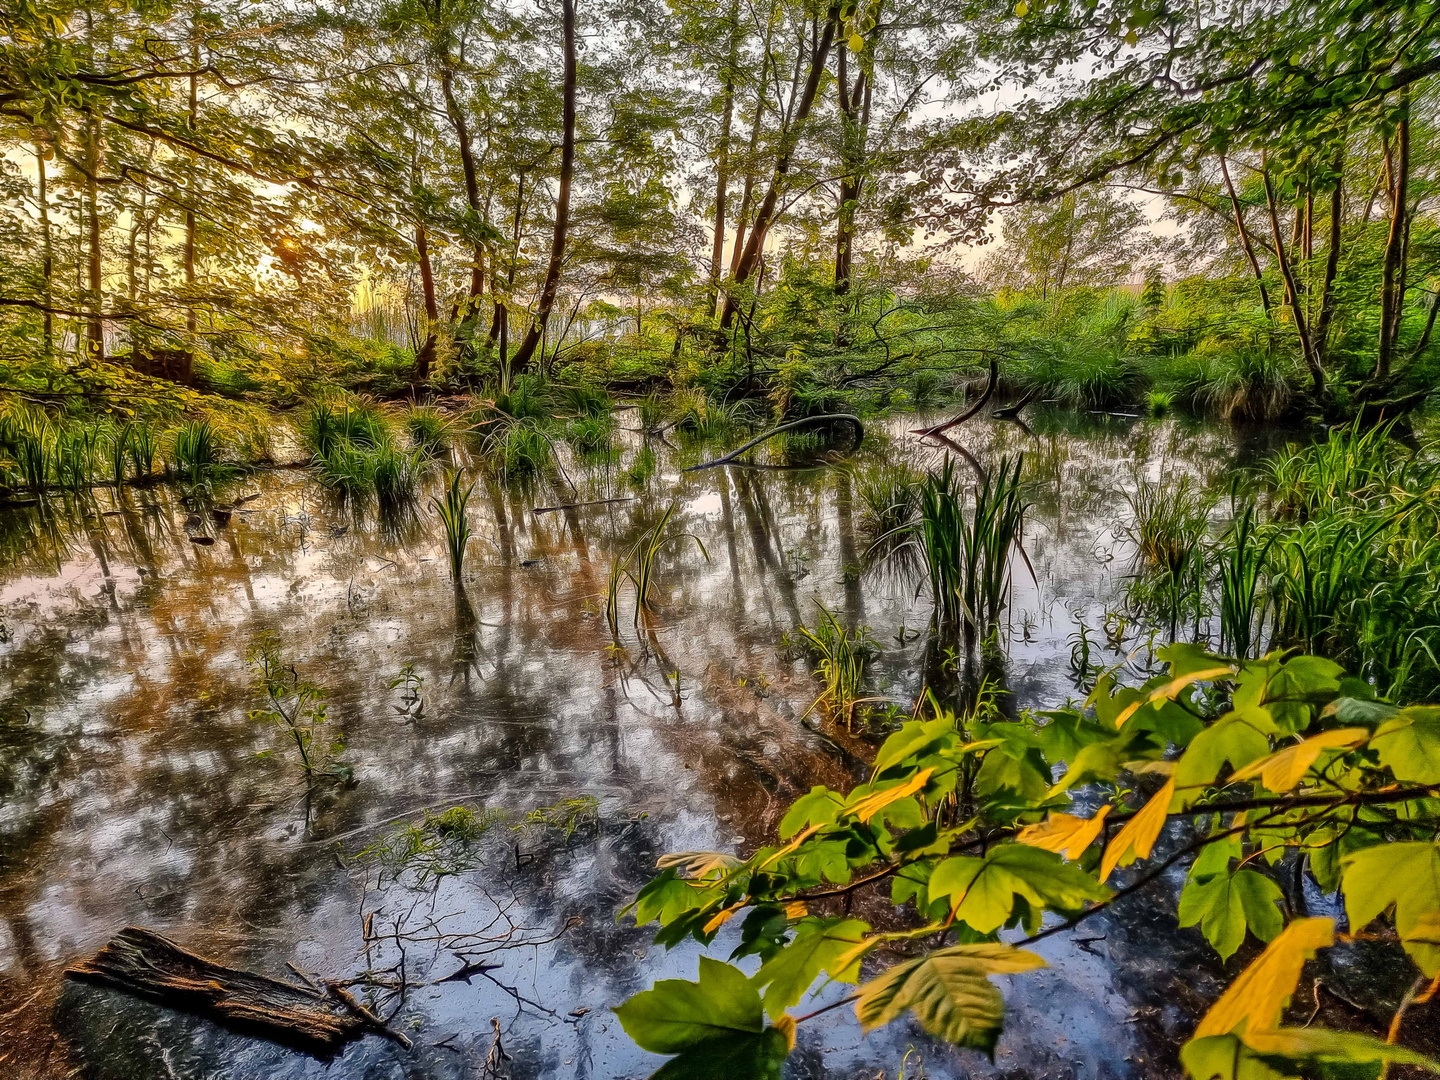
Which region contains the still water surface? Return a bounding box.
[0,409,1312,1078]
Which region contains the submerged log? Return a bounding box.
[65,926,370,1057]
[683,413,865,472]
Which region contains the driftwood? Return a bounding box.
[64,926,391,1057]
[910,359,999,438]
[530,496,635,515]
[682,413,865,473]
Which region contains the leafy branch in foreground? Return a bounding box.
[616,643,1440,1077]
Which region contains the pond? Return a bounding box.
[0,406,1349,1079]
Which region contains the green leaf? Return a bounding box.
[615,956,764,1054]
[929,845,1110,934]
[1370,707,1440,784]
[874,717,954,775]
[779,786,843,839]
[1245,1027,1440,1077]
[649,1026,792,1080]
[854,943,1045,1055]
[1178,868,1285,960]
[1182,1034,1289,1080]
[1175,707,1275,792]
[1342,841,1440,972]
[753,918,869,1018]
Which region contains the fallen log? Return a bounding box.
[682,413,865,473]
[910,359,999,438]
[64,926,379,1057]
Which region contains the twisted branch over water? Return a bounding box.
[682,413,865,472]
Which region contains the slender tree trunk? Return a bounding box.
[834,7,878,298]
[35,143,53,355]
[1262,158,1322,395]
[441,61,486,313]
[1312,149,1344,368]
[1219,156,1272,317]
[489,172,525,344]
[1377,108,1410,382]
[707,0,740,316]
[84,111,104,363]
[185,45,198,338]
[414,222,439,382]
[509,0,577,373]
[719,3,841,330]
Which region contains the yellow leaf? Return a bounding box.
[773,1014,797,1051]
[1124,29,1138,44]
[1230,728,1369,792]
[702,902,746,934]
[1116,668,1232,727]
[784,900,809,919]
[1101,780,1174,882]
[1194,918,1335,1037]
[849,768,934,823]
[656,850,745,877]
[1014,0,1028,14]
[1018,805,1112,860]
[848,31,864,52]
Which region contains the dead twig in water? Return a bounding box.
[325,981,413,1050]
[683,414,865,472]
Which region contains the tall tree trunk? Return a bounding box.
[509,0,577,373]
[1262,159,1323,395]
[441,61,486,313]
[1312,149,1344,368]
[184,43,198,338]
[719,3,841,331]
[1218,156,1272,318]
[1377,108,1410,382]
[834,7,878,298]
[35,143,53,355]
[413,221,439,382]
[84,110,104,363]
[489,171,525,346]
[706,0,740,316]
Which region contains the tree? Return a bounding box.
[981,188,1153,297]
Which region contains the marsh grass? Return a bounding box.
[859,462,922,571]
[128,422,158,481]
[793,602,876,729]
[871,456,1033,643]
[500,421,554,478]
[1016,342,1143,409]
[403,406,450,454]
[54,426,99,489]
[431,469,475,581]
[302,398,388,457]
[371,441,423,509]
[1122,473,1211,639]
[169,419,223,482]
[1167,350,1298,422]
[606,504,708,636]
[566,413,615,457]
[1216,501,1274,659]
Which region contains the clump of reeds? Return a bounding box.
[566,414,615,457]
[500,422,554,478]
[873,457,1032,642]
[623,444,657,487]
[128,421,158,481]
[1215,500,1274,659]
[1122,472,1211,639]
[605,504,707,636]
[169,419,222,482]
[564,383,610,418]
[431,469,475,581]
[858,462,921,567]
[403,406,450,455]
[793,602,875,730]
[302,398,388,458]
[371,441,422,509]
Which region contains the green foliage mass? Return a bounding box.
[617,643,1440,1077]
